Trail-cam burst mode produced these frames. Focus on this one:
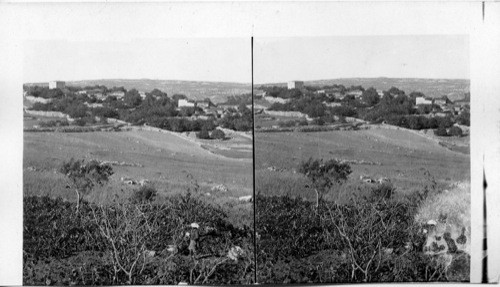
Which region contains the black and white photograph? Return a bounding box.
[254,35,471,283]
[21,38,254,285]
[1,2,500,286]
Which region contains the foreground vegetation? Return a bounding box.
[256,176,470,283]
[23,156,254,285]
[24,193,254,285]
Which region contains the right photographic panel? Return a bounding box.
[254,36,471,283]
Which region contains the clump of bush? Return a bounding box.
[129,186,157,203]
[38,120,70,128]
[211,128,226,140]
[434,125,463,137]
[196,128,226,140]
[257,192,443,283]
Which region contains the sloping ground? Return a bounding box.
[24,131,253,202]
[255,128,470,194]
[180,129,253,160]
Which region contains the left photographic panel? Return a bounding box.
[23,38,254,285]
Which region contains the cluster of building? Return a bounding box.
[54,81,248,120]
[415,95,469,117]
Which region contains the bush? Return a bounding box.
[38,120,69,128]
[73,118,86,126]
[196,128,211,139]
[130,186,157,203]
[312,117,325,126]
[434,125,448,137]
[24,194,254,285]
[256,193,437,283]
[371,183,395,200]
[211,128,226,140]
[449,126,463,137]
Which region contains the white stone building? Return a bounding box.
[49,81,65,90]
[287,81,304,90]
[416,96,433,105]
[178,99,196,108]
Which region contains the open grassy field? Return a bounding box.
[255,127,469,199]
[24,130,253,204]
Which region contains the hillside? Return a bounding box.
[26,79,252,103]
[260,77,470,101]
[24,131,253,202]
[255,127,470,199]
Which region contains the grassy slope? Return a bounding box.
[255,128,469,199]
[24,131,253,204]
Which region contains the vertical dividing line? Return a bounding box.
[482,1,485,22]
[482,166,488,283]
[251,36,257,284]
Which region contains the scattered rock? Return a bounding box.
[227,246,245,262]
[238,195,253,202]
[211,184,228,193]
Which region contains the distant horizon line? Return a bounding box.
[255,76,470,85]
[24,76,470,86]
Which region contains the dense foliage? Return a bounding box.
[25,86,65,99]
[256,185,458,283]
[218,104,253,131]
[24,194,254,285]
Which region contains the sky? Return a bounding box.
[254,35,470,84]
[23,38,251,83]
[24,35,469,85]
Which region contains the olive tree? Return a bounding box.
[299,157,352,209]
[60,158,113,212]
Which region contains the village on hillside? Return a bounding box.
[254,80,470,138]
[23,80,253,137]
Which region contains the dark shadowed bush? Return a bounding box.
[210,128,226,140]
[24,193,254,285]
[129,186,157,203]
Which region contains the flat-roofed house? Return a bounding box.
[49,81,65,90]
[109,91,125,98]
[416,96,433,105]
[197,101,210,109]
[434,98,447,106]
[346,90,363,98]
[287,81,304,90]
[178,99,196,108]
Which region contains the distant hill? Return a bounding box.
[26,79,251,104]
[260,78,470,102]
